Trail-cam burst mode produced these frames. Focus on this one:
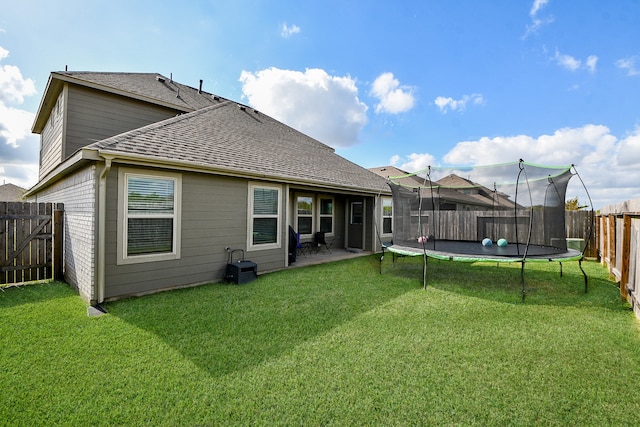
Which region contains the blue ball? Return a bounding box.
[497,238,508,247]
[482,238,492,247]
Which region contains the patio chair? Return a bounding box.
[313,232,333,254]
[288,226,309,262]
[296,231,310,256]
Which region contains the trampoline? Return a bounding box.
[380,160,593,301]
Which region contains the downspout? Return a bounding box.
[284,184,291,266]
[96,156,113,304]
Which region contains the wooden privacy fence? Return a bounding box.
[598,198,640,319]
[406,209,595,256]
[0,202,64,285]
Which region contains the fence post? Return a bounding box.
[53,206,64,281]
[608,215,616,274]
[620,215,631,300]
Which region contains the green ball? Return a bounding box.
[497,238,508,247]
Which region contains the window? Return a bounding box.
[319,197,333,234]
[249,183,281,250]
[118,169,181,265]
[297,196,313,235]
[382,197,393,234]
[294,194,334,235]
[351,201,363,224]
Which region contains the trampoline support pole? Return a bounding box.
[422,252,427,290]
[579,258,588,293]
[520,261,526,303]
[559,262,563,277]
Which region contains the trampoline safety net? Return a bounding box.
[387,160,579,260]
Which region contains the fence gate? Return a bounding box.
[0,202,64,285]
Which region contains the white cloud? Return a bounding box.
[434,93,484,113]
[392,152,436,173]
[530,0,549,17]
[523,0,553,38]
[0,50,36,104]
[443,124,614,166]
[239,67,368,147]
[370,72,415,114]
[553,50,598,73]
[281,23,301,38]
[436,124,640,208]
[616,56,640,76]
[616,127,640,166]
[0,103,36,148]
[585,55,598,73]
[554,50,581,71]
[0,45,39,188]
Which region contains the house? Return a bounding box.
[434,174,515,210]
[26,71,391,304]
[369,166,513,211]
[0,183,26,201]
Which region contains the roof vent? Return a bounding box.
[213,95,220,101]
[238,105,246,111]
[199,79,203,94]
[156,76,165,83]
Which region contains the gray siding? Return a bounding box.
[30,166,97,302]
[365,197,375,251]
[103,168,287,299]
[39,91,65,179]
[64,85,179,159]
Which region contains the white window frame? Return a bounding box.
[382,197,393,235]
[295,194,314,237]
[318,196,334,236]
[350,201,363,225]
[117,168,182,265]
[248,182,282,251]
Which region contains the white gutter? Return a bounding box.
[96,155,114,304]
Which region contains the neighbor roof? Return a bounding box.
[436,174,514,208]
[87,101,390,194]
[370,166,504,208]
[0,183,26,201]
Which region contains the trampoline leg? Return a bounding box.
[559,262,563,277]
[579,258,588,293]
[521,261,526,303]
[423,252,427,290]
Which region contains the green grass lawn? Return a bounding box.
[1,256,639,426]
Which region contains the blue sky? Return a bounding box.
[1,0,639,208]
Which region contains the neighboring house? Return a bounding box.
[435,174,514,210]
[370,166,512,211]
[0,183,26,201]
[26,71,390,304]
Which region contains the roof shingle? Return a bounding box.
[53,71,220,112]
[88,101,389,194]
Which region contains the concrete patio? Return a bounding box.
[289,247,372,268]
